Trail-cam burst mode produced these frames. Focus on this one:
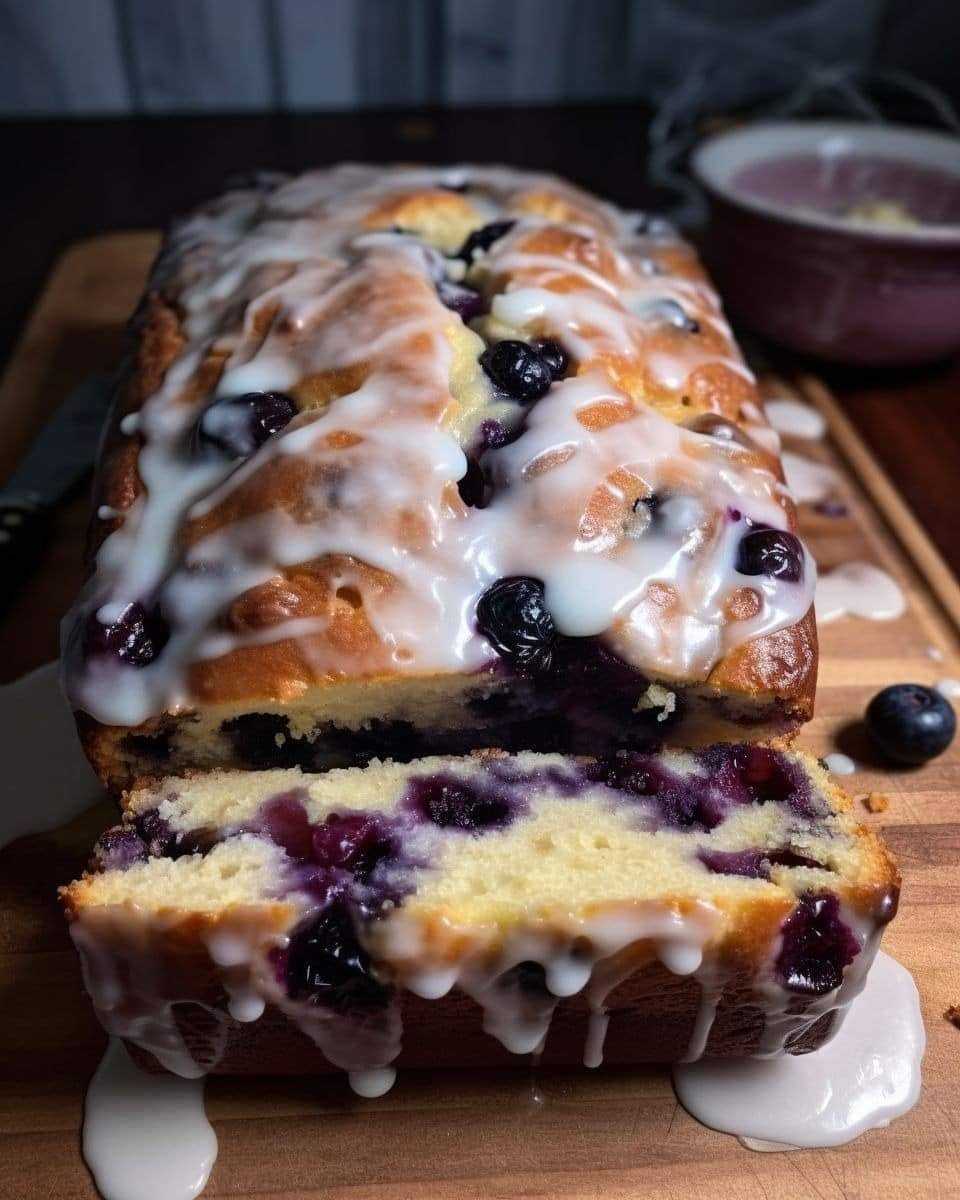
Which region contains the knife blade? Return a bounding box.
[0,372,118,618]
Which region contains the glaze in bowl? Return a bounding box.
[692,121,960,366]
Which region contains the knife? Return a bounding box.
[0,373,118,617]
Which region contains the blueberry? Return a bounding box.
[480,341,553,402]
[197,391,297,458]
[284,899,391,1011]
[499,961,550,996]
[698,846,822,879]
[84,601,169,668]
[405,772,516,831]
[257,790,315,860]
[775,892,860,996]
[91,825,148,872]
[476,576,557,672]
[311,812,397,882]
[530,338,569,380]
[437,279,484,322]
[866,683,956,765]
[735,527,804,583]
[458,220,515,262]
[222,713,314,769]
[457,457,486,508]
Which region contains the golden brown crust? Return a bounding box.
[74,167,818,792]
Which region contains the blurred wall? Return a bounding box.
[0,0,955,117]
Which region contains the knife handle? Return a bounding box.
[0,500,50,617]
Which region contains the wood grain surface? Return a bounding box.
[0,235,958,1200]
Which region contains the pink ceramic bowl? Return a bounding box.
[691,121,960,366]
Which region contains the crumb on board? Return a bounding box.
[861,792,890,813]
[945,1006,960,1030]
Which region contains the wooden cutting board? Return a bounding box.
[0,234,958,1200]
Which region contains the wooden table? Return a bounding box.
[1,110,958,680]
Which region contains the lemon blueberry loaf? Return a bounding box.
[62,165,817,793]
[62,746,897,1088]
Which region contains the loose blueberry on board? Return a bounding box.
[476,576,557,672]
[284,899,392,1011]
[84,601,169,668]
[479,340,553,402]
[866,683,956,765]
[735,527,804,583]
[458,219,515,262]
[530,338,570,381]
[405,772,517,832]
[196,391,297,458]
[775,892,860,996]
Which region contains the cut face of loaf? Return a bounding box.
[62,746,898,1086]
[62,164,817,793]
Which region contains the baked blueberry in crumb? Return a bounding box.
[775,892,860,995]
[196,391,297,458]
[698,846,823,879]
[866,683,956,765]
[480,340,553,402]
[84,601,169,668]
[91,825,148,872]
[222,713,314,769]
[405,772,518,831]
[735,527,804,583]
[458,220,515,261]
[476,576,557,672]
[283,898,392,1012]
[311,813,397,882]
[257,790,315,859]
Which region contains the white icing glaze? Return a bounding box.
[781,451,838,505]
[83,1038,217,1200]
[816,562,906,625]
[64,164,814,727]
[348,1067,397,1098]
[763,399,827,440]
[935,677,960,699]
[823,752,857,776]
[673,951,924,1148]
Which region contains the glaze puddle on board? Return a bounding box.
[673,951,924,1149]
[84,1039,217,1200]
[823,752,857,776]
[0,661,102,849]
[764,398,827,441]
[782,451,838,505]
[816,562,906,625]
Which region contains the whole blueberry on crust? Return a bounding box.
[530,338,570,381]
[866,683,956,765]
[476,576,557,672]
[735,527,804,583]
[197,391,297,458]
[458,220,515,262]
[479,340,553,403]
[83,601,169,668]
